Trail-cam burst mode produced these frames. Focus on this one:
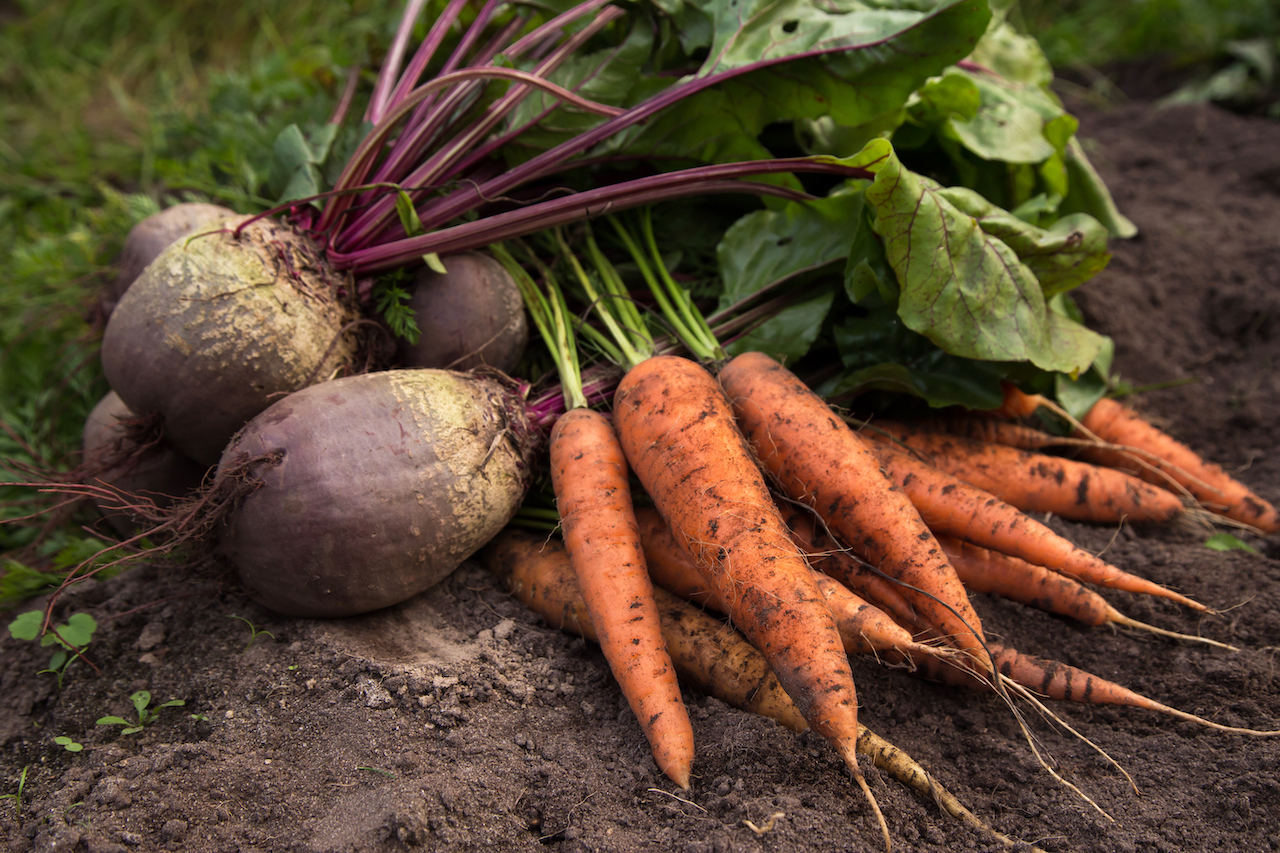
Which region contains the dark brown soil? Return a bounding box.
[4,99,1280,853]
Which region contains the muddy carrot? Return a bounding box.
[937,535,1235,650]
[718,351,989,665]
[868,440,1205,610]
[635,506,933,658]
[863,419,1186,525]
[614,354,888,847]
[481,527,1035,850]
[909,642,1279,736]
[1078,397,1280,533]
[550,407,695,788]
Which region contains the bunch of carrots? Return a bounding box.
[477,218,1279,850]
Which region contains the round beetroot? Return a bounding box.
[397,252,529,373]
[107,202,238,308]
[101,216,360,466]
[216,369,536,617]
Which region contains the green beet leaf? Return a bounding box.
[716,190,863,362]
[935,186,1112,297]
[849,137,1108,375]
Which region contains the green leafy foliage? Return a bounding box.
[54,736,83,753]
[846,137,1108,376]
[8,610,98,687]
[371,270,421,344]
[96,690,186,735]
[1204,532,1261,555]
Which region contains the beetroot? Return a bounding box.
[81,391,207,536]
[107,202,238,309]
[397,252,529,373]
[216,369,536,617]
[101,216,360,466]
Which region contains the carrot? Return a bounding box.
[549,407,695,789]
[1078,397,1280,533]
[908,641,1279,736]
[911,415,1088,453]
[782,510,932,637]
[936,535,1236,650]
[634,505,934,658]
[718,351,989,665]
[613,354,889,848]
[868,440,1205,610]
[863,419,1186,525]
[480,527,807,731]
[482,527,1036,849]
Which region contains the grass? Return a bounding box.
[0,0,1269,601]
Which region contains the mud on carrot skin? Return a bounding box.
[717,351,990,668]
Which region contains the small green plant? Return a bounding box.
[7,610,98,687]
[0,766,29,817]
[228,614,276,650]
[189,712,209,722]
[54,736,83,753]
[1205,532,1261,554]
[97,691,185,735]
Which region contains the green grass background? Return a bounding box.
[1,0,1275,595]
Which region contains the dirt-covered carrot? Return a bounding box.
[863,419,1186,525]
[550,408,695,789]
[1078,397,1280,533]
[783,511,931,637]
[615,354,889,848]
[502,239,694,789]
[481,528,1036,850]
[936,535,1236,650]
[635,506,933,658]
[718,351,989,665]
[868,440,1205,610]
[909,642,1279,736]
[481,527,806,730]
[911,415,1085,452]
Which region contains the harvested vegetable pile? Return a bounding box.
[3,0,1280,849]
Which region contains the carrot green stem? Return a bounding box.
[491,242,588,411]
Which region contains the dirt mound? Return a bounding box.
[3,99,1280,853]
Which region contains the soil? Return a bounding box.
[4,97,1280,853]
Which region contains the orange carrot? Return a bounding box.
[718,351,989,665]
[864,419,1186,525]
[782,510,932,636]
[912,415,1085,452]
[634,506,931,658]
[613,354,887,846]
[908,641,1278,735]
[1078,397,1280,533]
[480,527,807,731]
[549,407,695,788]
[481,528,1034,849]
[868,440,1205,610]
[936,535,1235,650]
